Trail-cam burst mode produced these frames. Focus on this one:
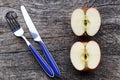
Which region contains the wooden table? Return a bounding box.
[0,0,120,80]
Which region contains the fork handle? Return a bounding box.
[28,44,54,77]
[39,41,61,77]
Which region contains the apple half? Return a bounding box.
[71,8,101,36]
[70,41,101,71]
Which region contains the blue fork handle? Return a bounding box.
[28,44,54,77]
[39,41,61,77]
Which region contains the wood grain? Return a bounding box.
[0,0,120,80]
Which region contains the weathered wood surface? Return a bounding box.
[0,0,120,80]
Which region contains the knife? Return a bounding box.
[21,5,60,77]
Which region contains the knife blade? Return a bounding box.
[21,6,42,42]
[21,5,61,77]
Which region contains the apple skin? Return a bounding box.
[71,8,101,36]
[70,41,101,71]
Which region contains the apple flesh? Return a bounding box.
[70,41,101,71]
[71,8,101,36]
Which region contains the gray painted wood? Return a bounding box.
[0,0,120,80]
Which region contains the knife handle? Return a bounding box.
[39,41,61,77]
[28,44,54,77]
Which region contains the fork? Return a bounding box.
[5,11,54,77]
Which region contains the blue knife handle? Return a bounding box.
[39,41,61,77]
[28,44,54,77]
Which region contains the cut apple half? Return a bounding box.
[71,8,101,36]
[70,41,101,71]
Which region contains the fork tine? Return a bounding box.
[6,18,13,28]
[6,18,15,32]
[5,11,20,32]
[10,14,20,31]
[6,17,15,31]
[11,14,20,28]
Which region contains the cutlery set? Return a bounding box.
[5,5,60,77]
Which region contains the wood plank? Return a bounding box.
[0,51,120,80]
[0,0,120,80]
